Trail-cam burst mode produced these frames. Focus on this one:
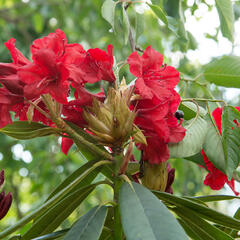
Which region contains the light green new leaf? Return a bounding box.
[33,13,44,33]
[169,117,208,158]
[122,5,130,44]
[215,0,234,42]
[203,115,226,173]
[101,0,116,31]
[120,182,188,240]
[147,3,168,26]
[222,106,240,177]
[204,56,240,88]
[63,205,108,240]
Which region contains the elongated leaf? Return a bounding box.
[222,106,240,177]
[203,116,225,173]
[63,205,108,240]
[120,182,188,240]
[66,121,113,179]
[153,191,240,230]
[23,185,95,239]
[178,218,202,240]
[0,160,111,239]
[46,160,99,201]
[31,229,69,240]
[122,5,130,44]
[174,207,234,240]
[101,0,116,30]
[192,195,240,202]
[0,121,61,140]
[169,117,208,158]
[135,12,144,42]
[147,3,168,26]
[179,102,207,120]
[215,0,234,42]
[204,56,240,88]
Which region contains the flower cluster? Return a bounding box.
[0,30,186,194]
[0,170,12,220]
[128,46,186,164]
[201,107,240,195]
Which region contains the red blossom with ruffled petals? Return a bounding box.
[201,107,240,195]
[128,46,179,101]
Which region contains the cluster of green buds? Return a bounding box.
[83,80,146,150]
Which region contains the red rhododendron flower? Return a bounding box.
[127,46,179,101]
[0,170,12,220]
[201,107,240,195]
[202,150,239,195]
[0,88,23,128]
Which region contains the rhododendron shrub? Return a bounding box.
[0,13,240,240]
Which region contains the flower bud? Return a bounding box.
[83,87,146,148]
[142,162,168,191]
[0,170,12,220]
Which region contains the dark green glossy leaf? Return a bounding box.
[0,121,61,140]
[204,56,240,88]
[178,218,202,240]
[63,205,108,240]
[120,182,188,240]
[216,0,234,42]
[153,191,240,230]
[184,152,205,166]
[192,195,240,202]
[31,229,68,240]
[22,185,95,239]
[174,207,234,240]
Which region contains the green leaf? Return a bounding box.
[179,102,207,120]
[101,0,116,31]
[184,152,205,166]
[63,205,108,240]
[147,3,168,26]
[153,191,240,230]
[31,229,68,240]
[22,185,95,239]
[0,121,61,140]
[192,195,240,202]
[33,13,44,33]
[203,56,240,88]
[187,31,197,50]
[178,218,202,240]
[122,5,130,44]
[46,160,99,201]
[215,0,234,42]
[203,115,225,173]
[169,116,208,158]
[174,207,234,240]
[119,182,188,240]
[222,106,240,177]
[0,160,111,239]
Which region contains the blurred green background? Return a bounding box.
[0,0,240,233]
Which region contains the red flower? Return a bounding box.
[0,88,23,128]
[0,170,12,220]
[201,107,240,195]
[202,150,239,195]
[127,46,179,101]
